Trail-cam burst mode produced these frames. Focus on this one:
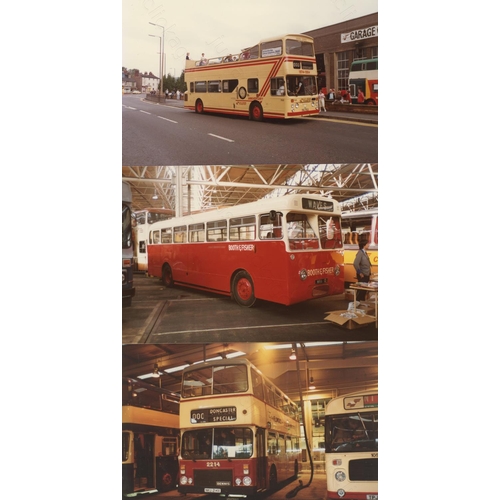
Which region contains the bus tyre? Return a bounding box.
[231,270,256,307]
[162,264,174,288]
[250,102,263,121]
[195,99,204,113]
[160,472,173,491]
[366,99,376,106]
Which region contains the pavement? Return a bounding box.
[141,95,378,125]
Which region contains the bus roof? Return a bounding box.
[149,193,340,230]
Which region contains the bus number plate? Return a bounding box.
[366,496,378,500]
[205,488,221,493]
[315,278,328,284]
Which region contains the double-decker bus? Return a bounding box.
[324,390,378,500]
[132,208,174,272]
[178,358,301,497]
[122,181,135,306]
[184,34,319,120]
[342,211,378,285]
[146,193,344,307]
[348,58,378,105]
[122,377,180,497]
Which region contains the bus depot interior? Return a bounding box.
[122,342,378,500]
[122,165,378,343]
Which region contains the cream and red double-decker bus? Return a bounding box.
[184,34,319,120]
[178,358,301,497]
[122,377,180,497]
[324,390,378,500]
[146,193,344,307]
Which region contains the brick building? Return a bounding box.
[304,12,378,97]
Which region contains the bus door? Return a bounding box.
[256,428,267,490]
[134,433,155,490]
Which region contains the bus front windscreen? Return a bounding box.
[325,413,378,453]
[182,364,249,398]
[181,428,253,460]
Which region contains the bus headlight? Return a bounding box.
[235,478,242,485]
[180,476,188,485]
[337,489,346,497]
[334,264,340,276]
[299,269,308,281]
[243,476,252,486]
[335,471,346,482]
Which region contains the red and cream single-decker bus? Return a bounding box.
[146,193,344,306]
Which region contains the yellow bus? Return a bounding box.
[342,211,378,285]
[184,34,320,120]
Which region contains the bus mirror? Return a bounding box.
[270,210,277,221]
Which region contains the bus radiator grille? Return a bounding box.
[348,458,378,481]
[194,469,233,487]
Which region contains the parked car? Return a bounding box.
[132,90,141,94]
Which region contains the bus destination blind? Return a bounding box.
[302,198,334,212]
[190,406,237,423]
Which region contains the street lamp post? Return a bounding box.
[149,34,161,95]
[149,22,165,98]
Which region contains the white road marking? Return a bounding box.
[208,133,235,143]
[158,116,178,123]
[140,110,151,115]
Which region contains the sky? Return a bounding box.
[122,0,378,78]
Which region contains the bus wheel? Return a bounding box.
[162,264,174,288]
[250,102,263,121]
[195,99,204,113]
[231,270,256,307]
[366,99,376,106]
[161,472,173,489]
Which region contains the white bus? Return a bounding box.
[324,390,378,499]
[348,58,378,105]
[184,34,319,120]
[132,208,174,272]
[122,181,135,306]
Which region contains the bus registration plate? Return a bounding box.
[366,496,378,500]
[205,488,221,493]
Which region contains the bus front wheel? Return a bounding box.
[231,270,256,307]
[249,102,263,121]
[195,99,204,113]
[162,264,174,288]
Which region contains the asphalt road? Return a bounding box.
[122,95,378,165]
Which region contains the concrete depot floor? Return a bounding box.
[123,272,378,343]
[134,472,327,500]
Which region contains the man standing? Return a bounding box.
[353,239,371,300]
[357,88,365,104]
